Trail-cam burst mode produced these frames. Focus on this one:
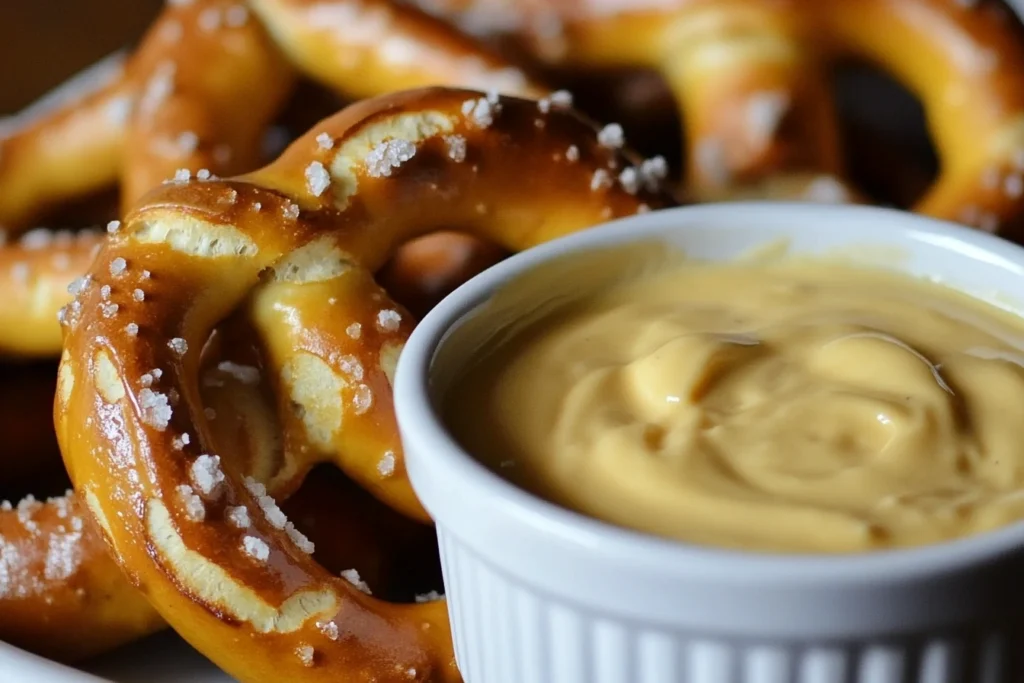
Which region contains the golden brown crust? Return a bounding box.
[0,492,165,663]
[248,0,545,99]
[415,0,1024,232]
[55,87,671,682]
[0,230,102,358]
[0,0,556,664]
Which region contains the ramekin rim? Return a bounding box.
[394,201,1024,587]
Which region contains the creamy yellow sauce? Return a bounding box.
[444,255,1024,554]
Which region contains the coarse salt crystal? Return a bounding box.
[352,385,373,414]
[139,388,172,430]
[305,161,331,197]
[463,97,497,128]
[444,135,467,162]
[336,355,364,381]
[133,288,145,302]
[317,621,339,641]
[106,220,121,234]
[619,167,640,194]
[125,323,139,337]
[346,323,362,339]
[378,451,395,477]
[376,309,401,332]
[549,90,573,108]
[415,590,444,603]
[190,454,225,497]
[315,132,334,150]
[242,535,269,562]
[590,169,612,192]
[296,644,314,667]
[67,275,91,295]
[286,525,315,554]
[226,506,250,529]
[365,139,416,177]
[168,338,188,356]
[640,156,668,190]
[597,123,625,149]
[177,484,205,521]
[340,568,372,594]
[110,257,127,276]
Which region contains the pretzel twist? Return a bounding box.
[0,0,556,660]
[415,0,1024,232]
[0,0,549,360]
[55,87,668,681]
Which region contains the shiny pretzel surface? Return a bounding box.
[54,87,667,681]
[0,0,548,662]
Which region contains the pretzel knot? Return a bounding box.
[55,87,668,681]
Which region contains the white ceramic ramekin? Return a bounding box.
[394,203,1024,683]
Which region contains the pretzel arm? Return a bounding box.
[659,4,844,200]
[0,58,130,233]
[0,492,164,663]
[56,88,669,682]
[0,231,103,358]
[826,0,1024,234]
[119,0,295,208]
[249,266,421,517]
[248,0,543,99]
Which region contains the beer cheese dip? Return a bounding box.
[443,254,1024,554]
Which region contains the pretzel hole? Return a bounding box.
[378,231,509,318]
[282,465,442,603]
[545,65,682,167]
[831,60,939,209]
[0,361,71,502]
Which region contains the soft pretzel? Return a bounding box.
[0,0,551,361]
[54,87,668,682]
[245,0,546,321]
[0,0,555,660]
[0,0,293,362]
[0,308,443,662]
[0,492,164,662]
[414,0,1024,232]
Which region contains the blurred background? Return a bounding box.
[0,1,161,114]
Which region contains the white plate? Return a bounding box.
[0,632,233,682]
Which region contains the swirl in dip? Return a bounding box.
[443,250,1024,554]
